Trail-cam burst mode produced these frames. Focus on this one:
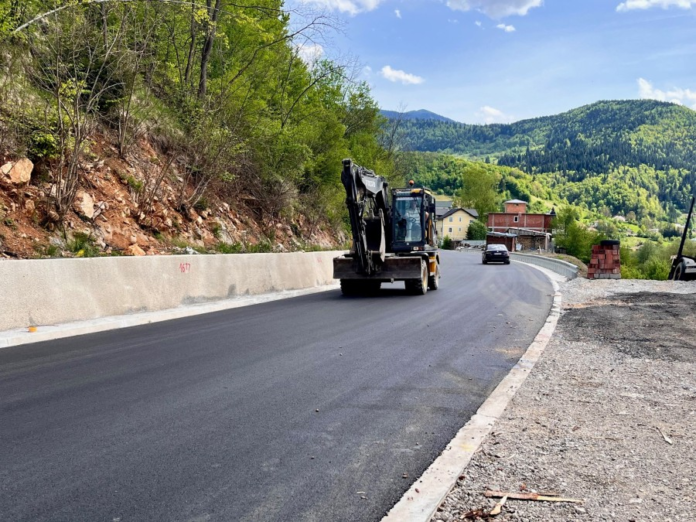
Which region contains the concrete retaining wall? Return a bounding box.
[0,251,344,331]
[510,253,579,279]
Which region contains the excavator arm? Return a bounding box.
[341,159,389,275]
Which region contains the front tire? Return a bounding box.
[405,260,428,295]
[428,262,440,290]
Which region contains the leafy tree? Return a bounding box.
[467,220,487,240]
[552,206,604,263]
[454,165,501,219]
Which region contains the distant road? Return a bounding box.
[0,251,553,522]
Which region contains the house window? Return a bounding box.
[514,216,519,223]
[459,217,462,222]
[458,228,462,232]
[449,217,453,222]
[448,227,452,233]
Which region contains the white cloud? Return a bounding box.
[447,0,542,18]
[296,0,383,16]
[497,23,516,31]
[617,0,695,12]
[395,8,401,18]
[477,106,514,124]
[381,65,425,85]
[638,78,696,108]
[448,18,460,23]
[295,43,324,65]
[475,20,483,26]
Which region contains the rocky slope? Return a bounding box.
[0,131,342,260]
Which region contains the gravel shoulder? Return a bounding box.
[431,278,696,522]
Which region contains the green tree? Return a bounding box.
[467,220,487,240]
[553,206,604,263]
[455,165,501,219]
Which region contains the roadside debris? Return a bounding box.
[656,426,673,445]
[484,490,584,503]
[489,495,507,515]
[461,508,488,520]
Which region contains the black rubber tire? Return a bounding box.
[504,260,510,265]
[672,261,685,281]
[482,259,487,264]
[364,281,381,295]
[428,263,440,291]
[340,280,361,296]
[406,260,428,295]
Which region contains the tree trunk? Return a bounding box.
[198,0,221,99]
[184,0,197,87]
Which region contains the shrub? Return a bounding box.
[67,232,100,257]
[467,220,487,240]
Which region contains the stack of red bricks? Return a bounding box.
[588,241,621,279]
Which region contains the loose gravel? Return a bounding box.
[431,278,696,522]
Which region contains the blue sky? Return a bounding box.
[290,0,696,123]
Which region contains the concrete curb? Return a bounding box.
[382,263,563,522]
[0,284,339,349]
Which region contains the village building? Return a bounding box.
[437,207,478,244]
[486,199,555,251]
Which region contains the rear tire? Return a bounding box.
[340,280,360,296]
[504,260,510,265]
[428,263,440,290]
[340,280,381,296]
[364,281,381,294]
[482,259,487,264]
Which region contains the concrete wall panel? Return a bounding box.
[0,251,344,331]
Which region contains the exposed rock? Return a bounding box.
[1,158,33,185]
[47,209,60,223]
[74,191,95,219]
[25,200,35,213]
[124,244,146,256]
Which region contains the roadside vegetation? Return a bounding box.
[0,0,405,257]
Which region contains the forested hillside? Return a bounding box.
[388,101,696,219]
[0,0,398,257]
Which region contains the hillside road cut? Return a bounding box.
[0,251,553,522]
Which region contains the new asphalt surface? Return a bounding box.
[0,251,553,522]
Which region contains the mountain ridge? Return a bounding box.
[380,109,455,123]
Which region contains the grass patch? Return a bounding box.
[216,242,244,254]
[67,232,100,257]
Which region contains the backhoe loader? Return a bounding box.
[333,159,440,295]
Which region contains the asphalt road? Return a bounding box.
[0,251,553,522]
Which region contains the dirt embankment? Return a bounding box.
[0,132,341,260]
[433,278,695,522]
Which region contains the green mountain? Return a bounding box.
[392,100,696,163]
[391,100,696,218]
[380,109,455,123]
